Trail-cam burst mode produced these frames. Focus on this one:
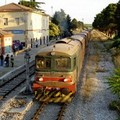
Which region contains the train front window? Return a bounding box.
[55,57,71,70]
[36,57,51,69]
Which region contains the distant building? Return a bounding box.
[0,3,49,48]
[0,30,13,55]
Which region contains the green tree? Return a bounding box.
[110,38,120,55]
[66,15,71,30]
[18,0,44,10]
[52,9,67,37]
[92,13,104,30]
[52,9,76,37]
[52,9,84,37]
[111,38,120,49]
[92,3,117,36]
[64,15,72,37]
[77,21,84,30]
[71,18,78,30]
[52,12,59,25]
[107,68,120,98]
[49,22,60,40]
[115,1,120,37]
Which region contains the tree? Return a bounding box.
[92,3,117,36]
[18,0,44,10]
[52,9,67,37]
[52,9,84,37]
[52,9,74,37]
[110,38,120,55]
[92,13,104,30]
[52,12,59,25]
[49,22,60,40]
[66,15,72,36]
[115,1,120,37]
[77,21,84,30]
[71,18,78,30]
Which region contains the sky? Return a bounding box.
[0,0,119,24]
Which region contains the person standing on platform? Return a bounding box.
[10,55,14,67]
[13,47,16,56]
[5,54,9,67]
[0,54,4,66]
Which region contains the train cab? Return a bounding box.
[32,30,91,103]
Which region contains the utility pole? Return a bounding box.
[51,6,53,16]
[23,50,33,94]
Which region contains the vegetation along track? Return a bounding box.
[0,62,35,101]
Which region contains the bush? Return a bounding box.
[109,100,120,111]
[107,68,120,98]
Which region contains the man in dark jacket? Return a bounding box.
[0,54,4,66]
[5,54,9,67]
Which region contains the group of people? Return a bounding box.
[0,54,14,67]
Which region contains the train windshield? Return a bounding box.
[36,57,51,69]
[55,57,71,70]
[36,56,71,71]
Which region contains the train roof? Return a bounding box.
[71,34,85,41]
[36,38,81,56]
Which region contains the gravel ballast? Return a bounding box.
[63,41,118,120]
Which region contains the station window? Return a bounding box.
[4,18,8,25]
[15,18,20,25]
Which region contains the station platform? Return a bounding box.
[0,45,48,120]
[0,46,45,78]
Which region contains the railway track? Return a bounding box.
[31,102,68,120]
[57,103,68,120]
[0,62,35,101]
[32,102,48,120]
[29,90,69,120]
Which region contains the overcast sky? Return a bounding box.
[0,0,119,24]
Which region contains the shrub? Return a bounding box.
[107,68,120,98]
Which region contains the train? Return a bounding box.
[32,30,91,103]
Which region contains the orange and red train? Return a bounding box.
[32,30,91,103]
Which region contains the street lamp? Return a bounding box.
[23,49,33,94]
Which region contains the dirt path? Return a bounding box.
[79,40,118,120]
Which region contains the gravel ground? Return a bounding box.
[62,41,118,120]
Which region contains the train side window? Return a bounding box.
[36,58,45,69]
[36,57,51,69]
[74,57,76,67]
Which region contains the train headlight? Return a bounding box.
[63,78,71,82]
[56,88,60,90]
[39,77,43,82]
[64,78,69,82]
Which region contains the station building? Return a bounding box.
[0,30,13,55]
[0,3,49,48]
